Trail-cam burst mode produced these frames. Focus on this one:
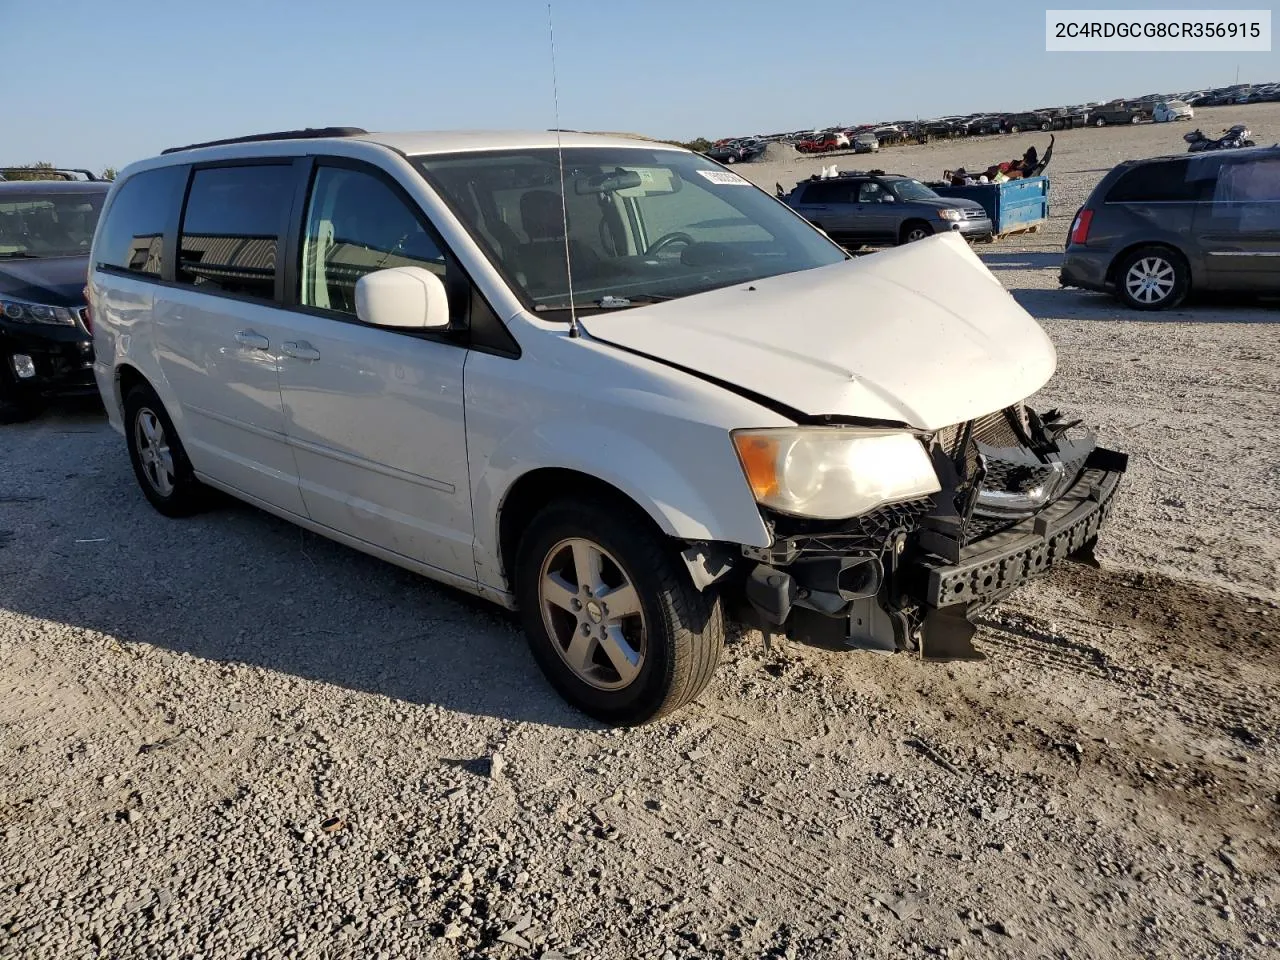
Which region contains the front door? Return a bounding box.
[274,161,474,580]
[154,162,307,515]
[854,180,898,243]
[1197,154,1280,290]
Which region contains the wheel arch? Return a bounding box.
[497,468,666,602]
[1104,239,1194,287]
[900,218,933,242]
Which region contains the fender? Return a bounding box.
[472,420,772,592]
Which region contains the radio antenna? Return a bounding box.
[548,2,580,338]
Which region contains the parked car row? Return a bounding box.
[703,80,1277,159]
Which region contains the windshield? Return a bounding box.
[888,179,939,202]
[0,191,105,259]
[414,147,846,312]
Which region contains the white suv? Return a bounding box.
[87,127,1126,724]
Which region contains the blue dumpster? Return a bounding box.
[932,176,1049,240]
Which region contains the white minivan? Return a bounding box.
[87,128,1126,724]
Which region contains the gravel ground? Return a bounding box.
[2,108,1278,960]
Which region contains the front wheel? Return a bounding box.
[1131,115,1141,124]
[725,154,736,164]
[1115,246,1189,311]
[1095,117,1106,127]
[516,498,724,725]
[901,221,933,244]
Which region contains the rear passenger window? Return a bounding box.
[802,181,853,204]
[1106,159,1207,203]
[299,165,445,316]
[178,165,294,300]
[95,166,186,277]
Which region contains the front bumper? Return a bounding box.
[1,329,96,399]
[948,217,994,239]
[733,414,1127,660]
[916,463,1121,607]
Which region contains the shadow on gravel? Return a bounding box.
[979,251,1063,271]
[1008,286,1280,322]
[0,414,598,731]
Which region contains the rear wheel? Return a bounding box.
[1115,246,1188,311]
[901,221,933,244]
[1130,114,1141,124]
[516,497,724,725]
[124,383,210,516]
[1008,125,1019,134]
[1040,121,1051,131]
[1095,117,1106,127]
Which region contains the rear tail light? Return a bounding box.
[81,285,93,334]
[1069,208,1094,245]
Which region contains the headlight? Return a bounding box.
[938,208,965,222]
[732,428,941,520]
[0,295,79,327]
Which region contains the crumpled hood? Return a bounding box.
[579,233,1055,431]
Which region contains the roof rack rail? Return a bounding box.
[0,167,98,181]
[161,126,369,155]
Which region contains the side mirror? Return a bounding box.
[355,266,450,330]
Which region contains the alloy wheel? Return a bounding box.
[905,227,930,242]
[134,407,176,496]
[1124,256,1176,305]
[538,537,645,691]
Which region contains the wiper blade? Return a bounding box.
[535,293,674,312]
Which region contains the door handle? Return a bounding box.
[234,330,270,351]
[282,341,321,362]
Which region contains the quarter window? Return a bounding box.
[95,166,186,276]
[178,165,294,300]
[1105,159,1208,203]
[299,165,445,316]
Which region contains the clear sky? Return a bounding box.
[5,0,1277,172]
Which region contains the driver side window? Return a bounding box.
[300,165,445,316]
[858,182,889,203]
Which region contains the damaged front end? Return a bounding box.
[733,405,1127,660]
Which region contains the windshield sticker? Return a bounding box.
[696,169,751,186]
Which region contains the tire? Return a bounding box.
[1008,125,1019,134]
[1130,115,1141,125]
[1095,117,1106,127]
[1114,246,1189,311]
[725,155,736,164]
[123,382,210,517]
[515,496,724,725]
[1040,121,1051,131]
[900,221,933,244]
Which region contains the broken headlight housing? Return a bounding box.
[0,295,80,327]
[732,428,941,520]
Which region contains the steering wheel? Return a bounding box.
[645,232,695,257]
